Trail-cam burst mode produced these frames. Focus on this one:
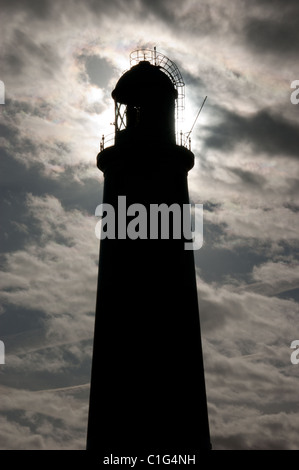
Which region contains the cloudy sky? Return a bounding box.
[0,0,299,450]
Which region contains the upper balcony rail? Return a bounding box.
[99,131,191,152]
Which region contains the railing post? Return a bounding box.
[100,134,105,151]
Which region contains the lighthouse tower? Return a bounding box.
[87,49,211,453]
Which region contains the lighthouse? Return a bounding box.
[87,49,211,454]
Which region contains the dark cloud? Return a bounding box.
[0,122,18,140]
[178,68,206,95]
[202,201,222,213]
[242,0,299,57]
[245,17,299,56]
[285,178,299,199]
[5,98,52,120]
[0,145,103,254]
[195,243,269,284]
[1,336,92,391]
[228,167,266,188]
[254,0,299,6]
[3,53,24,76]
[276,287,299,302]
[0,305,46,337]
[204,107,299,158]
[86,0,177,23]
[1,0,53,19]
[2,29,62,79]
[79,55,116,88]
[284,202,299,213]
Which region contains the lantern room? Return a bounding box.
[111,49,185,146]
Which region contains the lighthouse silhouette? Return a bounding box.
[87,49,211,453]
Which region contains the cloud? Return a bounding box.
[198,276,299,449]
[80,55,116,89]
[245,17,299,56]
[204,204,299,246]
[2,28,63,90]
[0,146,103,260]
[243,0,299,58]
[0,385,88,449]
[204,107,299,159]
[1,0,54,19]
[0,193,97,449]
[0,194,98,343]
[227,167,266,188]
[248,261,299,297]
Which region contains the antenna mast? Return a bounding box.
[186,95,207,140]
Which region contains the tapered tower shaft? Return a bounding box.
[87,51,211,453]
